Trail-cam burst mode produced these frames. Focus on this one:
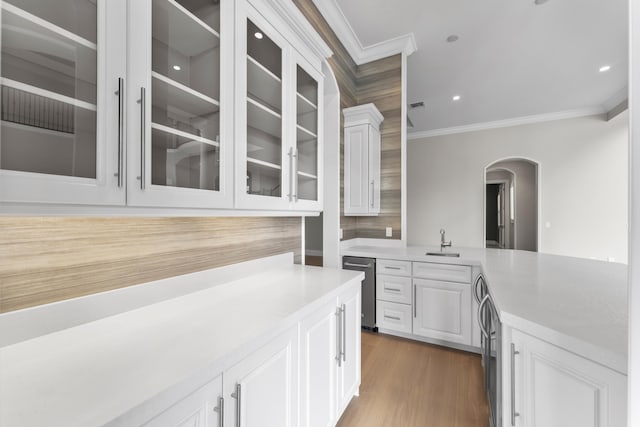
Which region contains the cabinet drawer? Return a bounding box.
[377,259,412,276]
[376,301,412,334]
[412,262,471,283]
[376,274,412,304]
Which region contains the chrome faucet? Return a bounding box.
[440,229,452,252]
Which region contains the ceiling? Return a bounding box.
[332,0,628,137]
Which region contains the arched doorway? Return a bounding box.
[484,158,539,251]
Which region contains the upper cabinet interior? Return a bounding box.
[0,0,332,214]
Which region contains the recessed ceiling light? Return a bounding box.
[446,35,459,43]
[452,95,461,101]
[172,65,181,71]
[599,65,611,73]
[534,0,549,5]
[254,32,263,40]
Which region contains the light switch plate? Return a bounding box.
[385,227,392,237]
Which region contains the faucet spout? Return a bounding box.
[440,229,452,251]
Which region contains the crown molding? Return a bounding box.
[407,107,606,140]
[311,0,416,65]
[343,103,384,127]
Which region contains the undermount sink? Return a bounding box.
[426,251,460,257]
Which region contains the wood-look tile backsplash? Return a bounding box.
[0,217,301,313]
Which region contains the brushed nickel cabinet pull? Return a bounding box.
[137,87,146,189]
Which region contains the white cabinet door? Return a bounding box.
[234,1,291,210]
[0,0,126,206]
[368,125,380,215]
[299,299,338,427]
[413,278,471,345]
[509,329,627,427]
[223,326,298,427]
[336,283,361,416]
[127,0,234,209]
[343,124,369,215]
[143,375,223,427]
[291,52,323,212]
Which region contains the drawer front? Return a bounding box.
[376,274,412,304]
[412,262,472,283]
[377,259,412,277]
[376,301,412,334]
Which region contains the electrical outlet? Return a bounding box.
[385,227,392,237]
[340,228,343,239]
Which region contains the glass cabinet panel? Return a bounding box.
[150,0,221,190]
[245,19,282,198]
[0,0,98,178]
[295,65,318,202]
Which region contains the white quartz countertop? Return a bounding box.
[342,245,628,373]
[0,263,363,427]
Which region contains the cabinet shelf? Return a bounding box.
[248,55,282,113]
[247,98,281,138]
[297,171,317,179]
[152,72,219,117]
[153,0,219,58]
[2,3,97,51]
[247,157,281,170]
[296,124,317,142]
[296,92,317,115]
[1,77,96,112]
[151,122,219,147]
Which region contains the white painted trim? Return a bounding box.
[401,52,408,244]
[310,0,416,65]
[343,103,384,127]
[0,253,294,347]
[628,0,639,424]
[407,107,606,140]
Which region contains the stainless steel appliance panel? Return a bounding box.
[342,256,376,330]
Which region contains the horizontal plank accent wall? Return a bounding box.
[294,0,403,241]
[0,217,301,313]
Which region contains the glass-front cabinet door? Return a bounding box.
[235,3,291,210]
[127,0,233,208]
[0,0,126,205]
[293,55,322,211]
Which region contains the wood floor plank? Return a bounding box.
[337,332,489,427]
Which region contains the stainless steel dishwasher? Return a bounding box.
[342,256,376,331]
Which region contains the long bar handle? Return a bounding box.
[473,274,484,304]
[383,266,402,271]
[335,307,341,367]
[511,343,520,426]
[478,294,490,339]
[137,87,146,189]
[231,383,241,427]
[413,284,417,318]
[115,77,124,187]
[213,396,224,426]
[340,303,346,362]
[370,180,374,208]
[287,147,295,202]
[293,148,299,202]
[344,262,372,268]
[384,315,401,321]
[384,287,402,293]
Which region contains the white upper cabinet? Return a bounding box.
[0,0,331,213]
[0,0,126,205]
[235,0,325,212]
[127,0,234,208]
[343,103,383,216]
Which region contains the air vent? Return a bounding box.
[409,101,425,109]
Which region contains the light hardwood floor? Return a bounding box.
[337,332,489,427]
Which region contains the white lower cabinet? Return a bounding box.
[143,375,223,427]
[299,299,339,427]
[336,283,362,417]
[223,326,298,427]
[376,300,412,334]
[508,329,627,427]
[412,278,471,345]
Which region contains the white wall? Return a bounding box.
[408,113,629,263]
